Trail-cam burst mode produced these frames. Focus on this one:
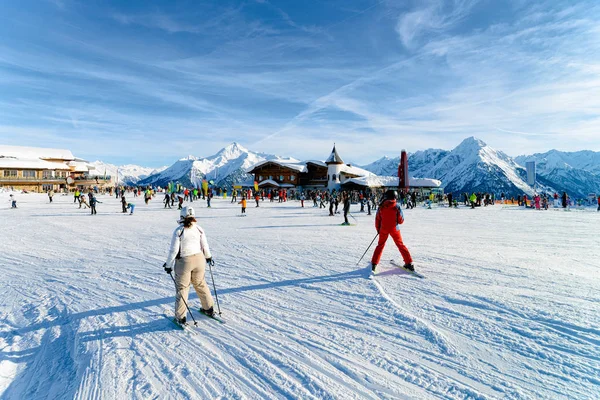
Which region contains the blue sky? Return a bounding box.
[1,0,599,167]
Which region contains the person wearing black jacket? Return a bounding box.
[562,192,568,208]
[121,195,127,213]
[342,192,351,225]
[90,195,101,215]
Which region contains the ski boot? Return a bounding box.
[403,263,415,272]
[201,307,214,317]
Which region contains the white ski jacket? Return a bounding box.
[165,223,212,268]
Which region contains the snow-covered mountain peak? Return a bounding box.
[214,142,250,161]
[454,136,487,154]
[180,155,199,161]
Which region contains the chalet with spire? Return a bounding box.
[247,144,442,193]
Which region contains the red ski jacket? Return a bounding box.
[375,199,405,233]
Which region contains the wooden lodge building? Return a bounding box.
[0,145,112,192]
[247,145,443,194]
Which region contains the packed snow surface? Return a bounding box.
[0,194,599,399]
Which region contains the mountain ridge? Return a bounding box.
[94,139,600,197]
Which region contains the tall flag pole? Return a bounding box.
[398,150,409,192]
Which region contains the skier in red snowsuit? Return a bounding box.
[371,190,414,273]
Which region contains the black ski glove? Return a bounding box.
[163,263,172,274]
[206,258,215,267]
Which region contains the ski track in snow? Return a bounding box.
[0,195,599,399]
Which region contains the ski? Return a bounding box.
[390,259,425,279]
[164,311,197,331]
[199,309,225,324]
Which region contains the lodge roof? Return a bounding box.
[0,145,75,161]
[247,159,307,173]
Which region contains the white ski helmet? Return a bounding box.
[179,206,195,222]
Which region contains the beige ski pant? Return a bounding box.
[174,254,214,320]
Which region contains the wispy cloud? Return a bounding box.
[2,0,600,166]
[395,0,479,49]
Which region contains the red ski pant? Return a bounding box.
[371,230,412,265]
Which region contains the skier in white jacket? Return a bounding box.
[163,206,215,324]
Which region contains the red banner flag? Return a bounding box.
[398,150,409,190]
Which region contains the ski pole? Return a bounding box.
[356,233,379,266]
[348,213,358,223]
[169,271,198,326]
[207,261,222,316]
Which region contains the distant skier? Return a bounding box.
[255,193,260,207]
[163,207,215,325]
[90,195,101,215]
[370,190,414,273]
[126,203,135,215]
[341,192,351,225]
[48,190,54,203]
[561,192,568,208]
[238,197,247,215]
[121,195,127,213]
[470,193,477,209]
[164,192,171,209]
[300,193,305,208]
[79,195,90,209]
[178,195,184,210]
[597,195,600,211]
[9,194,17,208]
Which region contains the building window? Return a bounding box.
[291,175,295,181]
[269,176,273,180]
[43,170,53,178]
[42,184,53,191]
[279,175,284,181]
[259,176,263,181]
[4,170,17,177]
[332,174,336,181]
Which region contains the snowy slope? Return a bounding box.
[426,137,534,195]
[89,161,167,186]
[516,150,600,197]
[361,138,535,196]
[516,150,600,175]
[1,194,599,399]
[408,149,450,178]
[360,156,401,176]
[360,150,449,178]
[139,143,298,188]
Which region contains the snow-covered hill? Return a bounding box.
[138,143,298,188]
[89,161,167,186]
[516,150,600,175]
[515,150,600,197]
[361,138,534,196]
[424,137,534,195]
[360,156,401,176]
